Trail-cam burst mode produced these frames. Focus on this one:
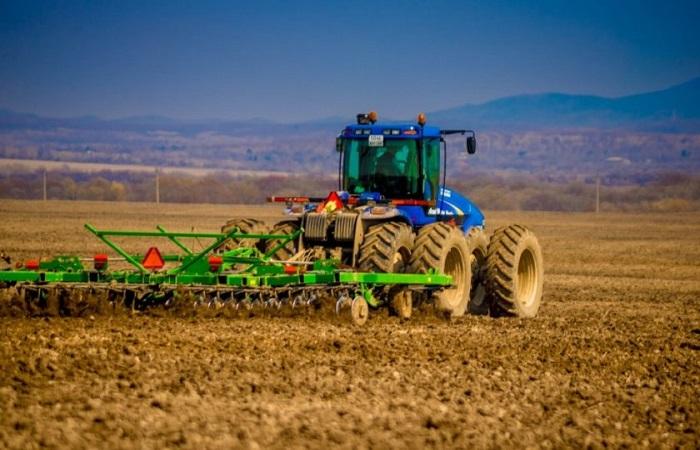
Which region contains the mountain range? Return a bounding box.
[431,77,700,132]
[1,77,699,133]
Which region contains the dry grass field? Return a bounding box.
[0,200,699,449]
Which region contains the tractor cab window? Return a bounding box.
[422,138,441,202]
[342,139,420,199]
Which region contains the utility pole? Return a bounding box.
[155,168,160,204]
[43,169,47,202]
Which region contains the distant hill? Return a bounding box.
[0,78,699,176]
[1,77,699,133]
[429,77,700,131]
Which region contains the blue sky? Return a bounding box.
[1,0,698,122]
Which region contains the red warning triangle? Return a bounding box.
[316,191,344,213]
[142,246,165,270]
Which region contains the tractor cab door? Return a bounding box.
[421,138,441,204]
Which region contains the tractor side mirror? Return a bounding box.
[335,137,343,153]
[466,136,477,154]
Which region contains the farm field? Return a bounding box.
[0,199,699,448]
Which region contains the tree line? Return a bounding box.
[0,168,698,212]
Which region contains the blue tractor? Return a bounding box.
[226,112,543,318]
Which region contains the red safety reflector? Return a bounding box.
[25,259,40,270]
[94,254,109,271]
[268,196,310,203]
[208,255,223,272]
[284,264,297,275]
[142,247,165,270]
[390,199,434,206]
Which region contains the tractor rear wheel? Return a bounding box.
[218,218,268,252]
[265,221,300,261]
[485,224,543,318]
[408,222,470,317]
[357,222,414,273]
[465,228,490,316]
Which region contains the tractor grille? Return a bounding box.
[304,213,329,241]
[333,213,357,242]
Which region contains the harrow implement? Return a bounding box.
[0,224,452,325]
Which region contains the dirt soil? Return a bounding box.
[0,200,699,449]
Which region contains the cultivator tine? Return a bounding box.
[335,292,352,316]
[238,295,252,311]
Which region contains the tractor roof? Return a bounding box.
[342,123,442,139]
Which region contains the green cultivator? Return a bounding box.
[0,223,451,325]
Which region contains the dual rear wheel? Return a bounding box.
[409,222,543,318]
[485,224,544,318]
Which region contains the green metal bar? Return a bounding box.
[229,233,293,239]
[89,228,293,240]
[156,225,193,255]
[88,229,226,239]
[263,274,302,286]
[176,274,219,285]
[85,224,147,273]
[337,271,453,286]
[0,271,41,282]
[303,272,335,284]
[44,272,87,283]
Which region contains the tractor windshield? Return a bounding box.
[342,138,427,199]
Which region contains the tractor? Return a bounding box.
[221,112,544,318]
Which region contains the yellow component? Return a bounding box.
[444,200,464,216]
[325,202,338,213]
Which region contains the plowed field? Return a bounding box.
[1,200,699,449]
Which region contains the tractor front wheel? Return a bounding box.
[218,218,269,252]
[485,224,543,318]
[409,222,470,317]
[357,222,414,273]
[264,221,300,261]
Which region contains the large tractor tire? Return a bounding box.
[218,218,269,252]
[265,221,300,261]
[485,224,543,318]
[409,222,470,317]
[465,227,490,316]
[357,222,414,273]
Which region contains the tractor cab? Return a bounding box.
[337,112,476,207]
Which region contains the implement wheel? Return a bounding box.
[358,222,414,273]
[351,296,369,326]
[409,222,470,317]
[465,228,490,316]
[265,221,300,261]
[218,218,269,252]
[485,224,543,318]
